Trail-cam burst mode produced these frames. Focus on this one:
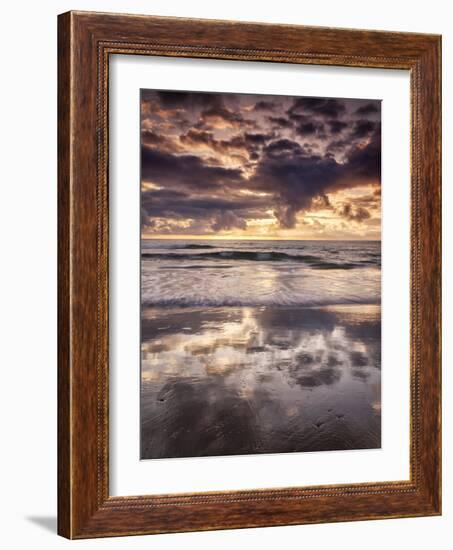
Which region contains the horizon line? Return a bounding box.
[141,236,381,242]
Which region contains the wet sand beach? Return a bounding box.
[141,304,381,459]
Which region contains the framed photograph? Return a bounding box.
[58,11,441,538]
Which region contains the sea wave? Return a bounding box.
[141,240,381,308]
[141,295,381,308]
[142,250,379,269]
[168,243,217,249]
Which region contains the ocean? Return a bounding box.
[140,239,381,459]
[141,239,381,308]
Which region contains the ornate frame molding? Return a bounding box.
[58,11,441,538]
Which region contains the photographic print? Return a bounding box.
[140,89,381,459]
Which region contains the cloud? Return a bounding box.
[289,97,346,119]
[355,102,380,116]
[179,129,248,161]
[247,134,380,228]
[140,90,381,236]
[352,120,378,139]
[197,106,256,130]
[244,132,275,145]
[177,129,274,165]
[345,132,381,181]
[141,129,185,154]
[151,90,221,110]
[339,203,371,223]
[211,210,247,232]
[328,120,348,134]
[141,146,244,192]
[263,139,306,157]
[142,132,380,231]
[142,190,266,218]
[253,100,275,111]
[249,143,339,227]
[295,121,325,136]
[268,116,294,129]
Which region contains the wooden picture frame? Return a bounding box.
[58,10,441,539]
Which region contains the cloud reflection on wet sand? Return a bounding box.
[141,305,381,459]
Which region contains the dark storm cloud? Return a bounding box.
[151,90,221,110]
[345,132,381,180]
[201,106,241,125]
[141,172,271,229]
[351,120,379,139]
[249,141,342,227]
[289,97,347,119]
[247,135,380,228]
[328,120,348,134]
[355,102,380,116]
[142,136,380,230]
[244,132,275,145]
[141,147,244,191]
[141,129,162,147]
[142,189,267,217]
[177,129,274,160]
[326,138,348,152]
[144,189,187,201]
[140,90,381,234]
[141,186,266,235]
[295,121,325,136]
[268,116,294,129]
[180,129,247,157]
[264,139,306,157]
[339,203,371,223]
[141,129,184,154]
[253,100,276,111]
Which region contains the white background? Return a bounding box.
[110,56,410,495]
[0,0,450,548]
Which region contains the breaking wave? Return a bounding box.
[141,240,381,308]
[142,250,379,269]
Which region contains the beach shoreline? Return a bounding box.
[141,303,381,459]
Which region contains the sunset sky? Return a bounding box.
[141,90,381,240]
